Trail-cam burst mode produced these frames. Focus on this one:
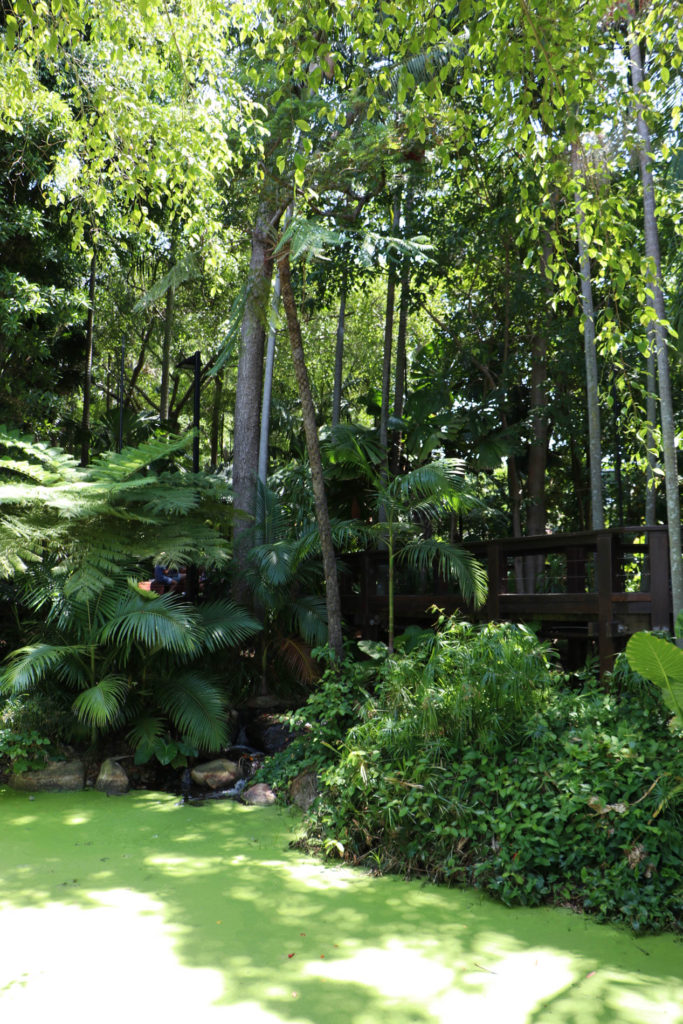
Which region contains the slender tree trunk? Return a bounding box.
[507,454,525,593]
[105,354,112,414]
[259,205,291,486]
[571,144,604,531]
[629,29,683,627]
[210,371,223,469]
[331,270,347,428]
[80,247,97,467]
[258,267,282,487]
[390,260,410,474]
[160,278,175,422]
[645,344,658,526]
[278,248,344,662]
[232,201,279,596]
[379,193,401,455]
[612,380,624,525]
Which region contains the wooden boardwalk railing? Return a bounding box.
[339,526,672,675]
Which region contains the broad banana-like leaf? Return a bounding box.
[625,632,683,726]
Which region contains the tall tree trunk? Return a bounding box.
[232,201,279,596]
[629,28,683,627]
[258,266,282,488]
[277,248,344,662]
[390,260,410,474]
[507,454,525,593]
[331,270,347,428]
[379,193,401,455]
[645,344,658,526]
[210,371,224,470]
[524,331,549,590]
[80,247,97,467]
[571,144,604,531]
[612,380,624,525]
[160,278,175,422]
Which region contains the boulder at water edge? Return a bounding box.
[191,759,241,789]
[10,759,85,792]
[242,782,277,806]
[289,769,319,810]
[95,758,130,795]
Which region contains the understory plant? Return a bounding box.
[265,624,682,933]
[0,573,259,762]
[0,428,260,762]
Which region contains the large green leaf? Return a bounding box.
[625,633,683,725]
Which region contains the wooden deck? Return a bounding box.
[339,526,672,675]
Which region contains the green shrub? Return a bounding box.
[269,624,682,934]
[0,698,52,772]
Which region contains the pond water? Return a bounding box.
[0,788,681,1024]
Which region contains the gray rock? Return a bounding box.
[95,758,129,795]
[245,714,294,754]
[242,782,276,806]
[191,758,241,790]
[10,759,85,792]
[290,769,319,811]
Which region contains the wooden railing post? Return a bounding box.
[487,542,502,620]
[648,528,672,632]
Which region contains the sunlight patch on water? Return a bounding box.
[303,940,578,1023]
[0,894,225,1023]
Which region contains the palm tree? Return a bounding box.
[0,572,259,760]
[322,426,487,652]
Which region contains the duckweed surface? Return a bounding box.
[1,788,681,1024]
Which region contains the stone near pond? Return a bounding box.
[241,783,276,806]
[10,759,85,793]
[245,714,294,754]
[95,758,129,796]
[289,769,319,811]
[191,759,241,790]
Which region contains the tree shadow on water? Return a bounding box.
[0,789,681,1024]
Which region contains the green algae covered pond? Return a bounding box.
[1,788,681,1024]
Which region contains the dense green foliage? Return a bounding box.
[0,431,261,762]
[263,626,682,934]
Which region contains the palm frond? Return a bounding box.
[397,538,488,608]
[0,643,88,693]
[132,254,201,314]
[158,671,227,751]
[72,674,129,728]
[196,600,261,653]
[249,541,297,588]
[276,635,319,686]
[98,595,202,657]
[126,715,167,750]
[320,423,383,481]
[289,594,329,648]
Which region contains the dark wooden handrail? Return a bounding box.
[340,526,673,675]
